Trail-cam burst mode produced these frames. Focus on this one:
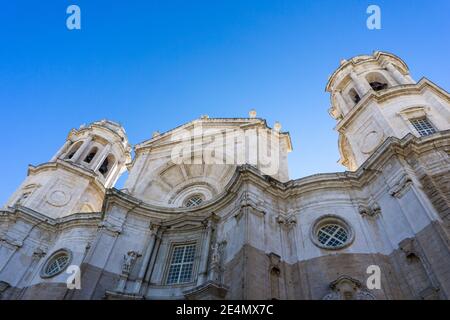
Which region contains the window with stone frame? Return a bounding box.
[410,117,436,137]
[311,215,354,250]
[184,194,204,208]
[40,249,72,278]
[166,244,196,285]
[317,224,349,248]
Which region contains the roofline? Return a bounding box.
[134,117,293,153]
[325,51,410,92]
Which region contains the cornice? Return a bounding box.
[68,122,132,163]
[326,51,410,92]
[335,78,450,132]
[6,131,449,227]
[0,206,102,232]
[105,130,450,214]
[133,117,292,155]
[27,160,106,194]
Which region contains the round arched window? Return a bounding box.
[311,215,354,250]
[184,194,204,208]
[40,249,72,278]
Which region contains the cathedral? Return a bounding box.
[1,51,449,300]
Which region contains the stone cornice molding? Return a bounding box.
[183,280,229,300]
[100,129,450,219]
[335,78,450,132]
[4,131,449,235]
[276,214,297,229]
[98,220,123,236]
[27,160,106,194]
[0,234,23,249]
[0,206,102,232]
[133,117,292,156]
[389,174,413,198]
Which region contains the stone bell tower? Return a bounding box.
[4,120,131,218]
[326,51,450,171]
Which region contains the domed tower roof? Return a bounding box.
[325,51,410,93]
[325,51,450,171]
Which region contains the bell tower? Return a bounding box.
[326,51,450,170]
[5,120,131,218]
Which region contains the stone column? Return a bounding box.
[386,63,409,85]
[197,219,213,285]
[335,91,350,114]
[93,144,112,171]
[105,161,122,187]
[72,137,93,163]
[50,140,72,162]
[350,71,370,96]
[143,227,165,285]
[132,223,159,294]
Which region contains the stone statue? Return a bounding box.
[122,251,140,275]
[211,243,221,265]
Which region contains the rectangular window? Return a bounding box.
[166,244,196,285]
[410,118,436,137]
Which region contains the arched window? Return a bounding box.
[365,72,389,92]
[99,154,115,177]
[65,141,83,160]
[184,194,204,208]
[348,88,361,104]
[83,147,98,164]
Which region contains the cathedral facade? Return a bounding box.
[1,51,449,300]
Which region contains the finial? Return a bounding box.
[274,121,282,132]
[152,131,160,138]
[201,115,209,120]
[249,109,257,118]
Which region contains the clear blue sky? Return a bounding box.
[1,1,449,205]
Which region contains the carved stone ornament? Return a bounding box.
[236,192,265,218]
[208,240,227,283]
[276,215,297,228]
[98,220,122,236]
[0,235,23,248]
[322,275,375,300]
[32,247,47,259]
[389,174,413,198]
[210,243,221,265]
[122,251,141,275]
[46,189,71,207]
[359,202,381,218]
[268,253,281,276]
